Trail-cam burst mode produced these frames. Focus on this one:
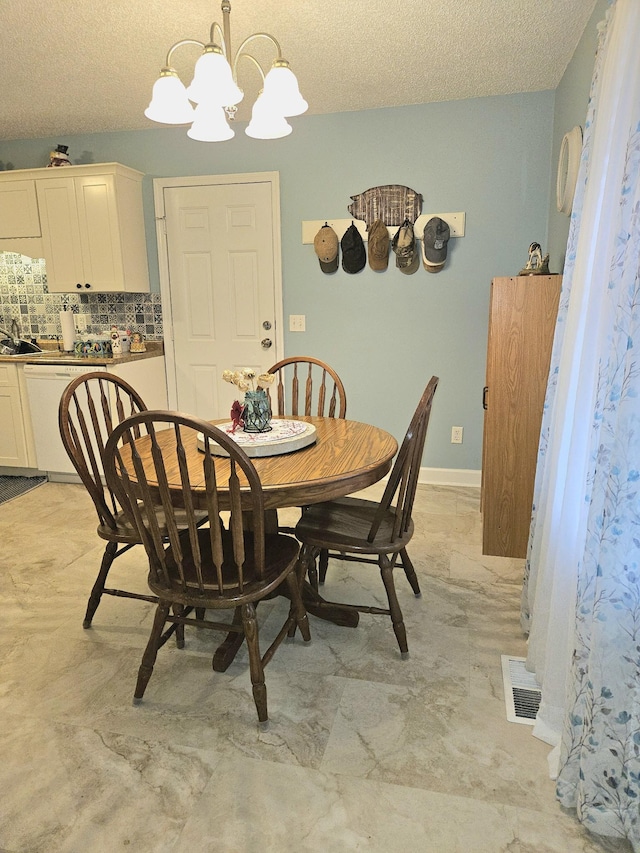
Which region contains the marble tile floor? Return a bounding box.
[0,481,633,853]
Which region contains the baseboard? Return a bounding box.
[418,467,481,488]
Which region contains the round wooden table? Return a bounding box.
[130,416,398,668]
[134,415,397,510]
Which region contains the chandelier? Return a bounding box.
[145,0,308,142]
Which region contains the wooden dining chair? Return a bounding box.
[266,356,347,419]
[294,376,439,658]
[103,410,311,728]
[266,356,347,549]
[59,371,158,628]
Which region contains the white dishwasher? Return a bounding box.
[23,363,106,476]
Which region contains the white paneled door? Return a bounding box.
[157,174,282,420]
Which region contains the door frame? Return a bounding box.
[153,171,284,409]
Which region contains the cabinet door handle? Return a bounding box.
[482,386,488,410]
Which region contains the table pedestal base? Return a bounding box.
[211,582,359,672]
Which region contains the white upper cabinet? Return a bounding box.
[0,163,150,293]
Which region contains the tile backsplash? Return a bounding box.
[0,253,163,341]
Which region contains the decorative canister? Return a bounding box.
[243,389,272,433]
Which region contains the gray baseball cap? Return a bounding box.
[422,217,450,266]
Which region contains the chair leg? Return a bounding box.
[285,570,311,642]
[379,555,409,659]
[307,547,319,591]
[83,540,118,628]
[134,600,171,704]
[287,550,307,638]
[173,604,186,649]
[400,547,421,597]
[318,548,329,585]
[241,602,269,729]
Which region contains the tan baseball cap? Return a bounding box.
[314,224,339,273]
[368,219,390,271]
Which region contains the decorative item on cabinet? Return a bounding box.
[518,242,551,276]
[481,274,562,558]
[47,144,71,167]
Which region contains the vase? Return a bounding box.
[243,389,272,433]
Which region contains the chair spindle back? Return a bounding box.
[368,376,439,543]
[104,411,267,597]
[267,357,347,419]
[59,371,147,530]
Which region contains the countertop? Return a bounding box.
[0,340,164,366]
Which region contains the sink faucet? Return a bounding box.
[10,318,21,341]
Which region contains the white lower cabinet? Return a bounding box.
[28,356,166,479]
[0,363,36,468]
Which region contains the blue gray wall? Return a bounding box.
[1,74,594,473]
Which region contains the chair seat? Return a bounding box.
[151,528,301,606]
[97,508,209,546]
[97,511,141,544]
[295,497,414,554]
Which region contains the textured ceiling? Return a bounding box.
[0,0,598,142]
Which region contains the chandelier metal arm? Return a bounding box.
[165,38,206,69]
[209,22,226,55]
[232,32,283,81]
[234,51,267,84]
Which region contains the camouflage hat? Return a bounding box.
[392,219,419,275]
[368,219,390,271]
[313,224,339,273]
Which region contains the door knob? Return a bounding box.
[261,338,273,349]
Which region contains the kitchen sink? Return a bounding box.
[0,338,44,355]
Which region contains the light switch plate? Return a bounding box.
[289,314,306,332]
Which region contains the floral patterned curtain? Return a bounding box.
[521,1,640,847]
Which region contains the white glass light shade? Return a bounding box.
[186,50,244,106]
[145,73,195,124]
[261,64,308,117]
[187,103,234,141]
[245,94,292,140]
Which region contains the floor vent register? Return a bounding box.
[501,655,542,725]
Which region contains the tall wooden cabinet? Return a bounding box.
[481,275,562,558]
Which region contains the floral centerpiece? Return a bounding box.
[223,368,275,433]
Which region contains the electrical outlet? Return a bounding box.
[451,426,463,444]
[75,313,89,332]
[289,314,306,332]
